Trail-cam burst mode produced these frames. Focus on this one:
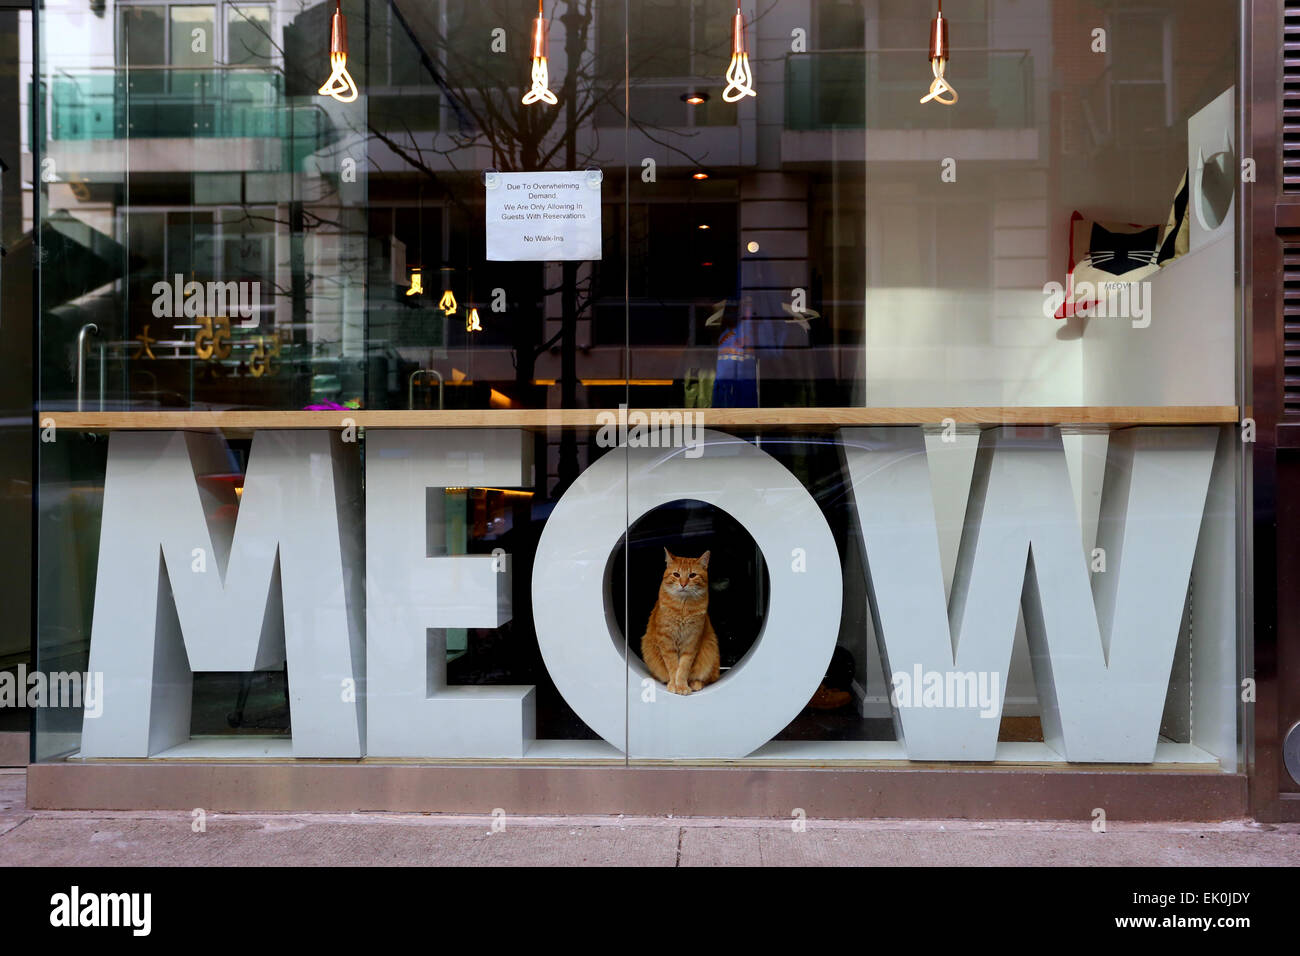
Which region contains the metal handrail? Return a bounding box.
[408,369,445,410]
[75,323,98,412]
[55,63,288,75]
[42,64,333,145]
[796,46,1032,56]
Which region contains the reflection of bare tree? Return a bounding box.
[194,3,367,382]
[364,1,608,445]
[234,0,721,480]
[361,0,722,490]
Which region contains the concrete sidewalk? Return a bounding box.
[1,769,1296,866]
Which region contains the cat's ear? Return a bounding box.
[698,550,711,569]
[664,547,674,564]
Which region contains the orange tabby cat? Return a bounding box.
[640,549,720,696]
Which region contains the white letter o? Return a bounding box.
[532,431,842,758]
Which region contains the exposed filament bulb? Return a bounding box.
[522,5,557,106]
[318,3,358,103]
[921,8,957,106]
[921,58,958,105]
[724,51,755,103]
[320,52,358,102]
[523,55,557,106]
[723,9,756,103]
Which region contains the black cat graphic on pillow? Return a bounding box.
[1054,210,1167,319]
[1084,224,1162,276]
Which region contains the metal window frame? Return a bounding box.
[113,0,281,69]
[1246,0,1300,821]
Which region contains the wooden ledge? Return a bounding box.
[36,406,1241,431]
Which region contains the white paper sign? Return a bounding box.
[485,170,602,262]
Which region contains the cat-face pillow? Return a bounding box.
[1054,211,1163,319]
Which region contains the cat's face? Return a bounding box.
[662,549,710,599]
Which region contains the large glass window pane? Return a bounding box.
[228,5,273,67]
[121,6,166,65]
[170,5,216,109]
[360,0,629,759]
[170,6,216,68]
[121,6,166,96]
[29,0,1248,785]
[618,0,1243,769]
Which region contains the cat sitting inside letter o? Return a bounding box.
[640,549,721,696]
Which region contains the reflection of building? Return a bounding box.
[41,2,313,406]
[355,0,1059,483]
[572,0,1050,413]
[36,1,445,408]
[32,0,1239,486]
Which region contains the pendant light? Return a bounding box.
[437,262,458,315]
[920,0,957,106]
[723,6,756,103]
[318,0,358,103]
[522,0,558,106]
[406,194,425,296]
[465,264,482,332]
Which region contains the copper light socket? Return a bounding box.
[732,11,747,55]
[330,8,348,56]
[532,16,549,59]
[928,14,949,61]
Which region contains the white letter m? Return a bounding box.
[80,431,365,757]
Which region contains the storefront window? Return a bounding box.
[30,0,1247,776]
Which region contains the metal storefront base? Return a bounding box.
[26,762,1249,821]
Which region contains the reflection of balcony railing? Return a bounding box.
[785,50,1033,131]
[39,67,332,157]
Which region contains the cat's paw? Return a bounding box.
[689,680,703,692]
